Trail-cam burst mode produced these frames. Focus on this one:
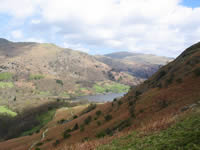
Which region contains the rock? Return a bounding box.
[189,104,197,108]
[181,106,189,112]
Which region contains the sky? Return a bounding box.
[0,0,200,57]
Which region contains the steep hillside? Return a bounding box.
[1,42,199,150]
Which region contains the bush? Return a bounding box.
[118,100,123,105]
[80,125,85,132]
[96,110,102,116]
[72,123,79,131]
[56,79,64,86]
[129,107,135,118]
[194,68,200,76]
[57,119,66,124]
[156,70,166,81]
[97,121,101,126]
[84,116,92,125]
[128,101,134,106]
[105,128,113,136]
[135,91,142,99]
[113,119,131,131]
[63,132,71,139]
[159,100,169,109]
[73,115,78,119]
[29,74,44,80]
[104,114,112,121]
[96,131,106,138]
[35,148,41,150]
[82,137,89,142]
[176,78,183,83]
[81,104,96,115]
[53,140,60,147]
[36,142,43,146]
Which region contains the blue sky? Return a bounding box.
[182,0,200,8]
[0,0,200,57]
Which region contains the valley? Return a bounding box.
[0,39,199,150]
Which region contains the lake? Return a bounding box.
[75,92,126,102]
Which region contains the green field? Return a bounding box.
[0,82,14,88]
[29,74,45,80]
[98,110,200,150]
[0,82,14,89]
[0,106,17,117]
[0,72,13,81]
[93,83,130,93]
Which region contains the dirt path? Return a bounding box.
[28,128,49,150]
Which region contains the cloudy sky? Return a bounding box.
[0,0,200,57]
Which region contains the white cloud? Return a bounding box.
[31,19,41,24]
[0,0,39,18]
[24,37,45,43]
[63,42,90,53]
[11,30,23,39]
[1,0,200,57]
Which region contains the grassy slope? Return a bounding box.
[98,108,200,150]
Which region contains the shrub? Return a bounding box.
[29,74,44,80]
[159,100,169,109]
[135,91,142,99]
[72,123,79,131]
[104,114,112,121]
[84,116,92,125]
[176,78,183,83]
[105,128,113,136]
[113,98,117,102]
[81,104,96,115]
[56,79,64,86]
[113,119,131,131]
[118,100,123,105]
[36,142,43,146]
[73,115,78,119]
[63,132,71,139]
[127,95,134,101]
[139,109,144,113]
[80,125,84,132]
[82,137,89,142]
[129,107,135,118]
[128,101,134,106]
[57,119,66,124]
[194,68,200,76]
[157,70,166,81]
[35,148,41,150]
[96,110,102,116]
[96,131,106,138]
[97,121,101,126]
[53,140,60,147]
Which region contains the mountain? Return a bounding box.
[96,52,173,79]
[0,42,199,150]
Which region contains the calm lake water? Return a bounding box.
[75,92,126,102]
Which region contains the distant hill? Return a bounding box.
[96,52,173,79]
[105,51,173,65]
